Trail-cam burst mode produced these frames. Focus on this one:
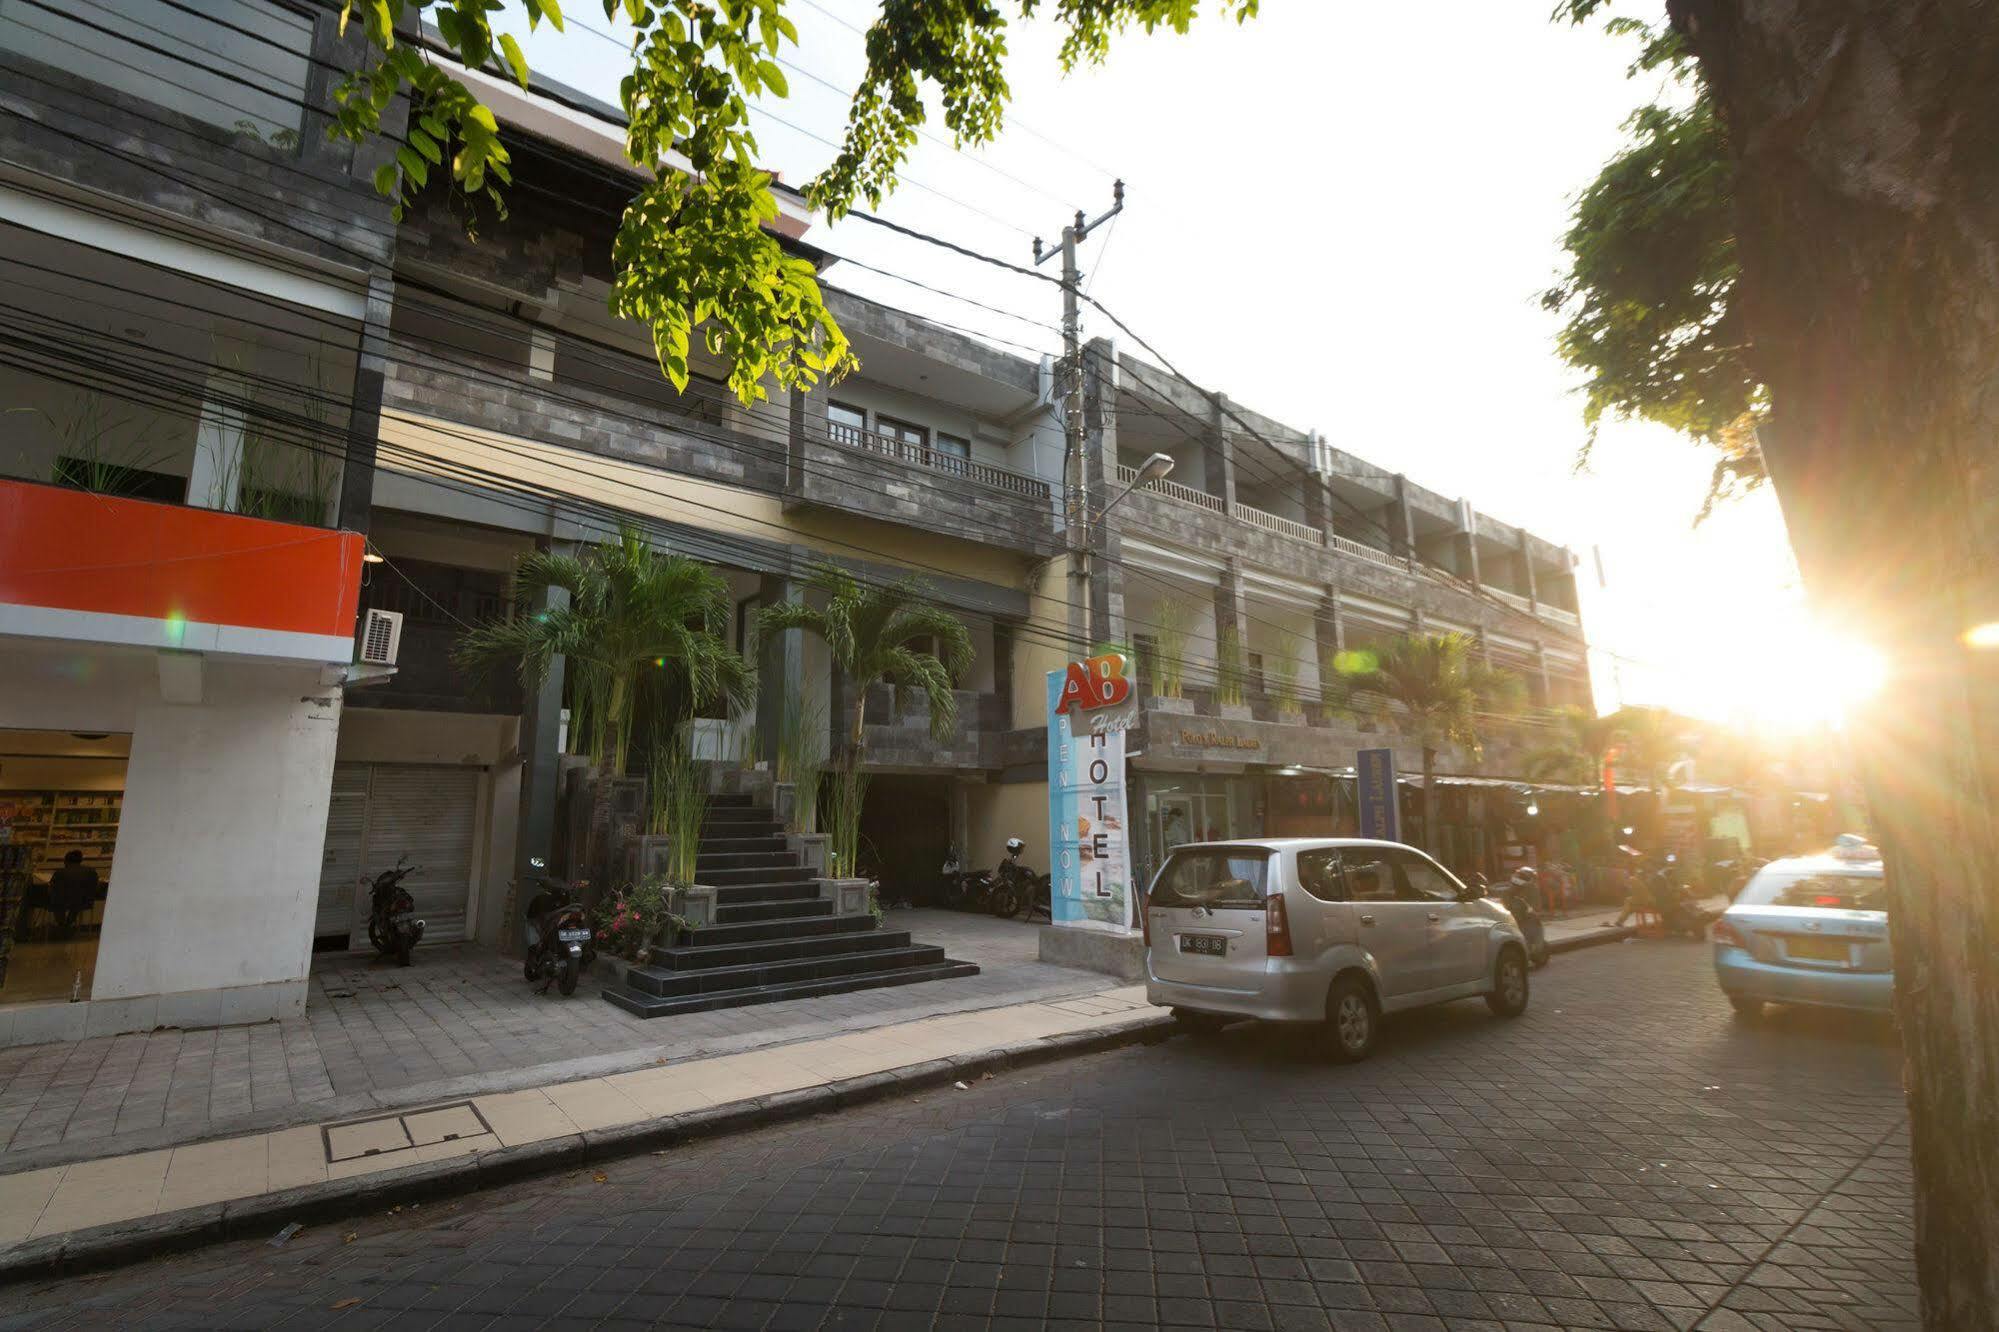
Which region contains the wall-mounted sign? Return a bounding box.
[1053,652,1138,736]
[1178,729,1262,752]
[1357,747,1401,842]
[1048,666,1133,932]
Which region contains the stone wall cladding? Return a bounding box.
[0,24,396,272]
[1116,491,1585,652]
[383,356,784,492]
[790,438,1060,557]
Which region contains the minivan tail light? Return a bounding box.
[1266,893,1293,956]
[1712,919,1745,948]
[1141,895,1152,947]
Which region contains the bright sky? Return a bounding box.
[513,0,1871,729]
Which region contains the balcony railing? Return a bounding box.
[1115,463,1226,514]
[1330,532,1405,570]
[1542,604,1581,627]
[1487,586,1534,613]
[826,420,1050,500]
[1232,500,1323,546]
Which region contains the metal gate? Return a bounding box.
[314,763,481,946]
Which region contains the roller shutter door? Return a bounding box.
[312,763,480,946]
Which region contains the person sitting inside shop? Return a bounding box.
[48,850,100,937]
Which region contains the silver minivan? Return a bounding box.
[1144,839,1531,1060]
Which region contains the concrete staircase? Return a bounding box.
[601,794,978,1017]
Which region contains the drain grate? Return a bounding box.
[321,1100,495,1163]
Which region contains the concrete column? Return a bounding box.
[1536,640,1553,705]
[1314,585,1343,703]
[335,269,396,533]
[756,572,804,767]
[186,373,246,512]
[1213,558,1249,690]
[512,559,569,945]
[1209,392,1237,512]
[1460,503,1483,590]
[1083,337,1119,649]
[1519,530,1540,612]
[1392,474,1417,567]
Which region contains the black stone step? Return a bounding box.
[708,792,755,808]
[701,865,815,887]
[713,881,819,905]
[700,822,783,840]
[713,897,834,924]
[698,835,790,855]
[703,805,776,823]
[682,912,879,947]
[619,944,947,997]
[602,959,981,1018]
[647,929,915,972]
[696,850,799,871]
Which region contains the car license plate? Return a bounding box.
[558,927,593,943]
[1785,935,1850,963]
[1181,934,1227,957]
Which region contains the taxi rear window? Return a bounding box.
[1150,848,1270,910]
[1740,870,1889,914]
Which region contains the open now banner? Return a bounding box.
[1046,656,1135,932]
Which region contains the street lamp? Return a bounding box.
[1100,452,1174,519]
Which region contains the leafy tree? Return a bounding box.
[457,525,753,776]
[1556,6,1999,1320]
[1331,633,1523,852]
[754,562,972,756]
[327,1,1254,406]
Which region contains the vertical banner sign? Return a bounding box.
[1047,655,1135,932]
[1356,747,1401,842]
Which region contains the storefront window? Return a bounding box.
[1138,774,1262,887]
[0,731,128,1005]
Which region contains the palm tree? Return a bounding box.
[457,526,754,777]
[1332,632,1524,851]
[1605,705,1681,794]
[754,563,973,756]
[1525,705,1623,786]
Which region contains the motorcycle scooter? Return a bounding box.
[365,855,424,967]
[521,867,594,995]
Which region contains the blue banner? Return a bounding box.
[1047,669,1134,931]
[1356,747,1401,842]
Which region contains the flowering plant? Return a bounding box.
[594,874,685,962]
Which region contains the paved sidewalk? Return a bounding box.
[1544,894,1729,950]
[0,911,1104,1173]
[0,982,1161,1266]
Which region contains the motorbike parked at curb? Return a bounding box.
[521,870,594,995]
[940,847,1022,918]
[365,855,424,967]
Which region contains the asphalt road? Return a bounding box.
[1,941,1916,1331]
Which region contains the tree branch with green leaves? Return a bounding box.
[326,0,1254,406]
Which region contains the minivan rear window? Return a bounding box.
[1150,848,1270,909]
[1740,871,1890,914]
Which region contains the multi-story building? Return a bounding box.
[0,3,1587,1041]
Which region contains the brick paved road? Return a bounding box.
[0,941,1916,1331]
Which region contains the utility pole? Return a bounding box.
[1035,181,1123,652]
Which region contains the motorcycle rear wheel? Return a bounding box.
[557,955,579,996]
[367,917,389,954]
[989,881,1024,918]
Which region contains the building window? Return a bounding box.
[934,432,970,459]
[876,416,928,451]
[0,0,316,146]
[828,402,866,433]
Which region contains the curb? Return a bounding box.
[0,1011,1176,1286]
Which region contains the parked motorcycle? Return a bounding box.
[994,837,1051,921]
[365,855,424,967]
[939,847,1023,917]
[521,872,594,995]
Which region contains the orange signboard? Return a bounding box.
[0,479,363,639]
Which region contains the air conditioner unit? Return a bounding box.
[358,608,403,666]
